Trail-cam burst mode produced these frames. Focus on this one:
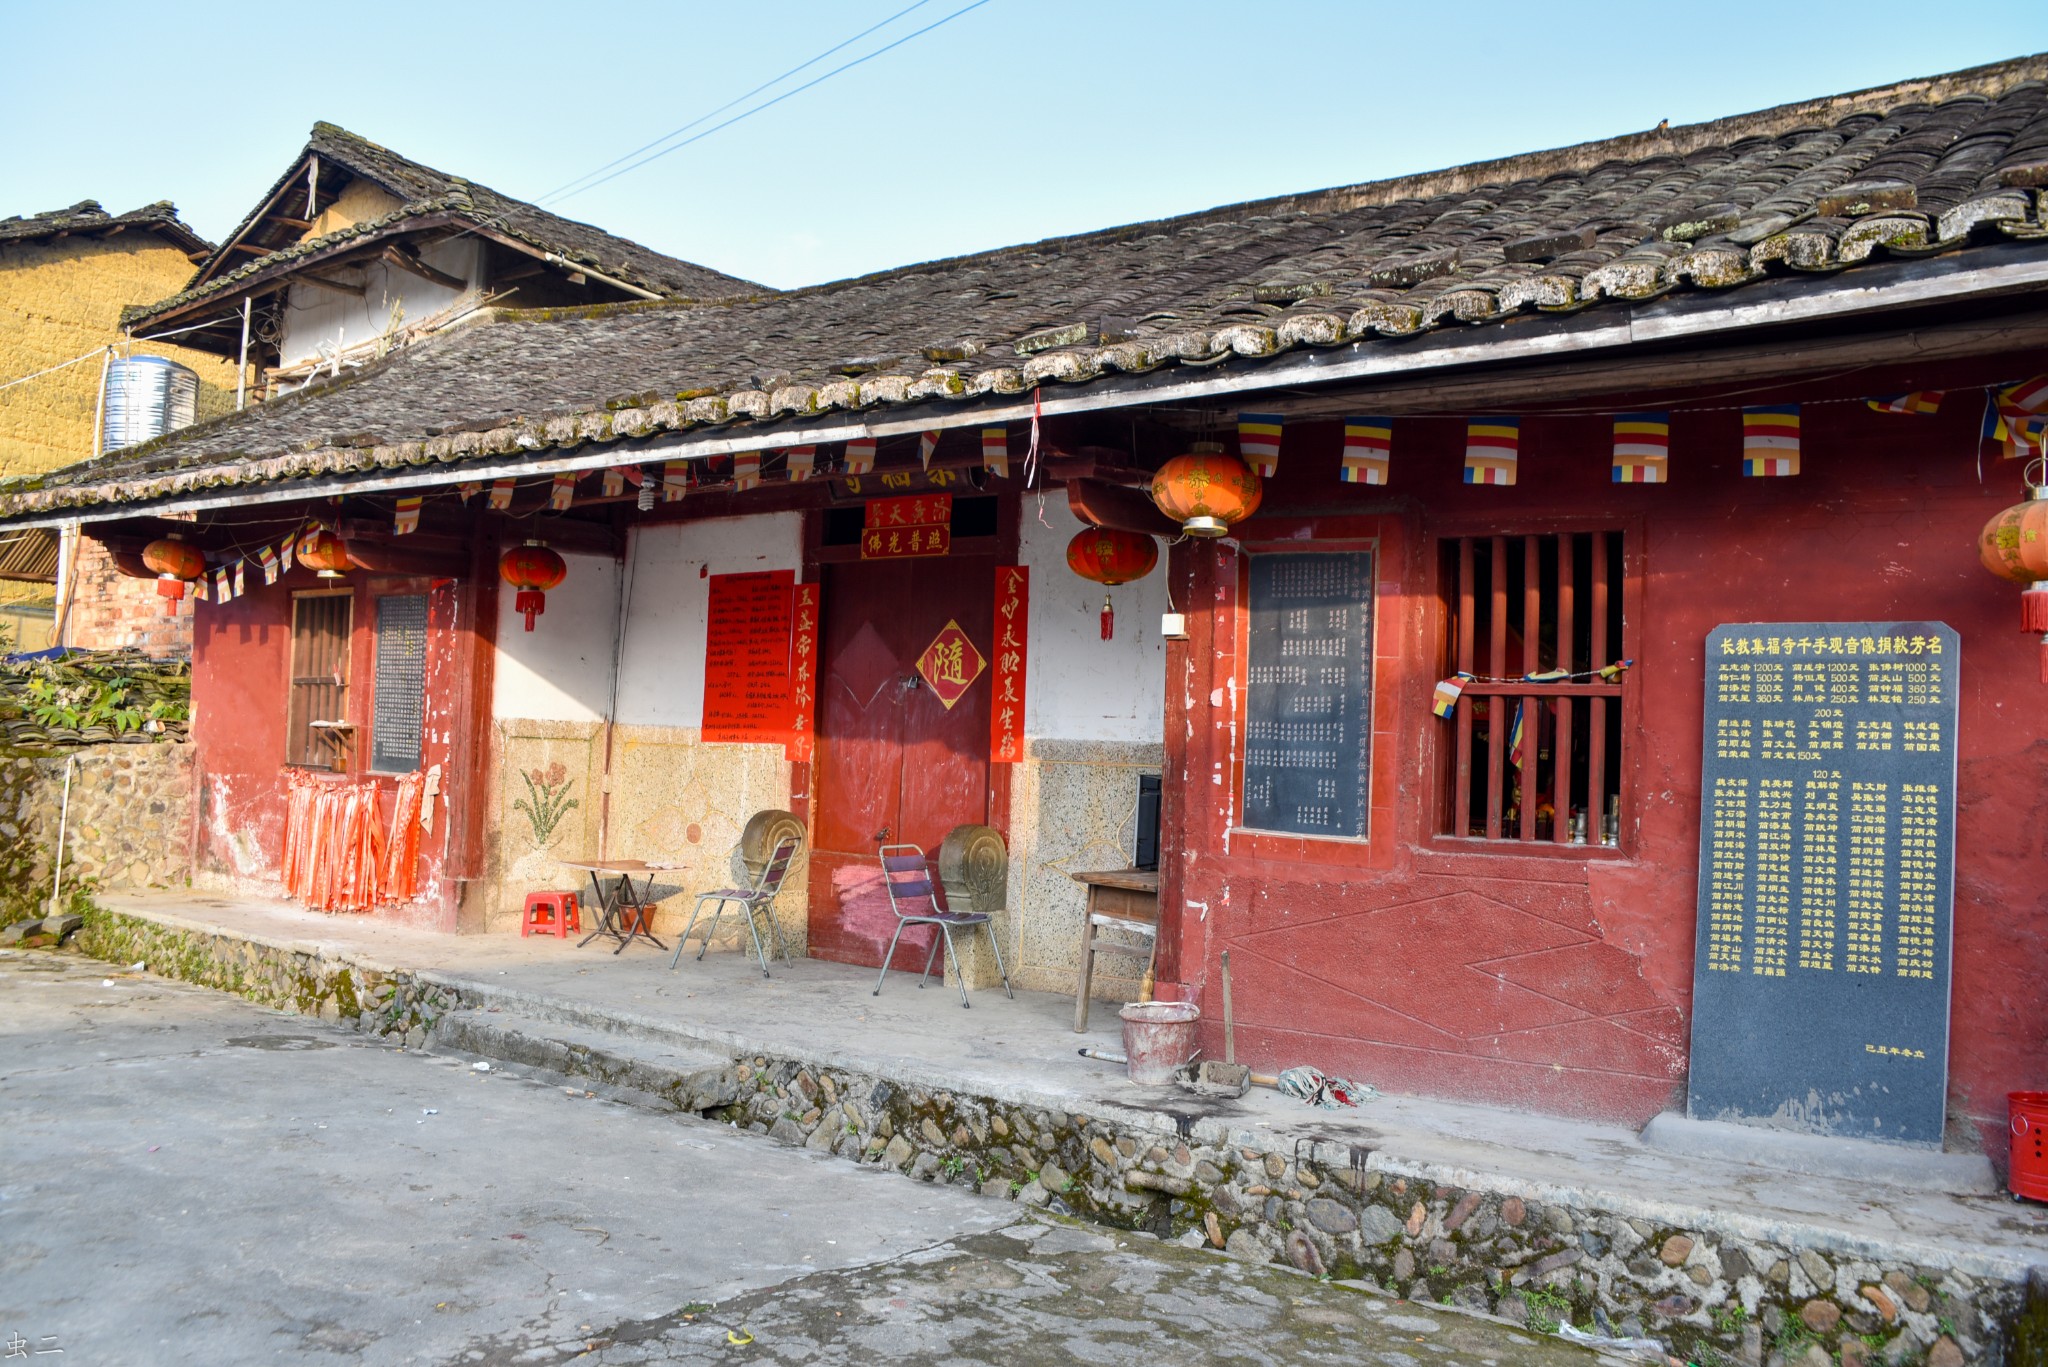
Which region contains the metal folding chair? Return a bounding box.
[673,835,801,977]
[871,842,1013,1008]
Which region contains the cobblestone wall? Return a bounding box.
[0,742,192,923]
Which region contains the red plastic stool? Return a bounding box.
[521,891,580,938]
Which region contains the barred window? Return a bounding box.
[286,591,352,770]
[1441,532,1625,845]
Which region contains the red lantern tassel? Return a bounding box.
[2024,585,2048,634]
[1101,594,1114,641]
[515,588,546,631]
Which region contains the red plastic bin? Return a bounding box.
[2010,1091,2048,1201]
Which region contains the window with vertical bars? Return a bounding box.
[1440,532,1625,845]
[369,594,428,774]
[286,592,352,770]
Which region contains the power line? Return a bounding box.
[533,0,939,207]
[556,0,998,204]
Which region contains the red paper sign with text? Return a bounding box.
[990,566,1028,764]
[786,583,820,762]
[864,494,952,529]
[701,570,796,745]
[860,494,953,560]
[861,524,951,559]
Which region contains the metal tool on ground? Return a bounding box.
[1177,949,1262,1097]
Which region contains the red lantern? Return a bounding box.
[1065,528,1158,586]
[1150,441,1262,537]
[140,535,205,616]
[500,541,566,632]
[1978,472,2048,680]
[296,527,352,579]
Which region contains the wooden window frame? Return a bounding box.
[1428,519,1640,857]
[285,589,353,772]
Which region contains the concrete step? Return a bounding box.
[432,1006,741,1113]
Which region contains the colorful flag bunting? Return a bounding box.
[233,561,245,597]
[1984,400,2024,461]
[1741,404,1800,476]
[1463,418,1519,485]
[550,472,577,510]
[733,453,761,491]
[393,495,422,535]
[1238,413,1284,477]
[258,546,278,585]
[1611,412,1670,484]
[1997,376,2048,457]
[1340,417,1392,485]
[488,478,515,510]
[456,481,480,503]
[981,427,1009,479]
[193,571,208,602]
[785,446,816,482]
[602,468,625,498]
[663,461,688,502]
[844,438,876,474]
[214,567,232,604]
[918,431,940,470]
[1867,392,1943,416]
[279,536,294,574]
[1431,674,1471,719]
[1507,700,1527,769]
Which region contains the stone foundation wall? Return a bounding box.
[0,741,192,924]
[74,898,2028,1367]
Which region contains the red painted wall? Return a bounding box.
[192,561,484,930]
[1158,358,2048,1147]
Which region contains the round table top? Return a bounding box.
[555,858,688,873]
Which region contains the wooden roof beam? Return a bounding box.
[381,244,467,292]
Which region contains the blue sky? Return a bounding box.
[5,2,2046,290]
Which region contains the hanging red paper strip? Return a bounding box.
[864,494,952,529]
[990,565,1028,764]
[701,570,796,745]
[787,582,820,762]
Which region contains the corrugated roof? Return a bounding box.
[13,53,2048,519]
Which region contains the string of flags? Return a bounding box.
[1431,661,1635,721]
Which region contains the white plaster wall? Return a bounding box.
[491,551,621,722]
[613,514,805,728]
[278,238,479,366]
[1020,502,1167,743]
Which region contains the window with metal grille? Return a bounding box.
[286,592,352,770]
[1440,532,1625,845]
[369,594,428,774]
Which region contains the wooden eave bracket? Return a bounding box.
[381,244,467,292]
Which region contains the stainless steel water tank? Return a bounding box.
[102,355,199,452]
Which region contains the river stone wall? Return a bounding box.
[72,900,2032,1367]
[0,741,192,925]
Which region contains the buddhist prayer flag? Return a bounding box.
[456,481,481,503]
[844,438,875,474]
[393,495,422,535]
[1997,376,2048,456]
[1741,405,1800,476]
[192,571,208,602]
[1431,674,1470,719]
[663,461,689,502]
[1867,392,1943,415]
[279,537,294,574]
[918,431,940,469]
[214,567,232,604]
[1238,413,1284,477]
[550,472,578,509]
[601,468,625,498]
[733,453,761,491]
[981,427,1009,479]
[1611,412,1670,483]
[785,446,816,482]
[233,561,245,597]
[1983,400,2025,461]
[258,546,279,585]
[488,478,515,510]
[1463,418,1519,485]
[1340,417,1392,485]
[1507,700,1527,769]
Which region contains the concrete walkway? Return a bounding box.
[95,890,2048,1288]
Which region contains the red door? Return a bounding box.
[807,553,995,968]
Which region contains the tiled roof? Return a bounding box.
[123,122,765,326]
[12,54,2048,519]
[0,201,211,257]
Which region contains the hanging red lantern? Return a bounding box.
[1149,441,1262,537]
[1066,527,1156,642]
[296,527,352,579]
[1978,467,2048,680]
[500,540,567,632]
[140,534,205,616]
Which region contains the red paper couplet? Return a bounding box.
[702,570,796,745]
[786,583,820,762]
[990,566,1029,764]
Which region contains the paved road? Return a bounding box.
[0,949,1602,1366]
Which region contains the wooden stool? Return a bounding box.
[521,890,580,938]
[1069,869,1160,1031]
